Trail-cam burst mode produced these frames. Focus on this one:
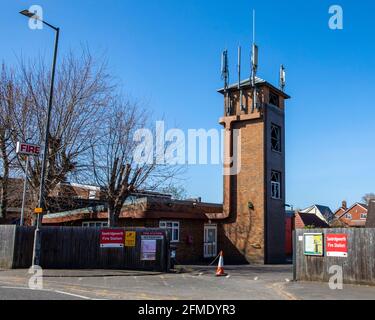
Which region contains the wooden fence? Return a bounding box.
[0,226,170,272]
[295,228,375,286]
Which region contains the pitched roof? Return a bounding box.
[334,207,346,217]
[337,202,368,219]
[43,197,223,224]
[315,205,335,222]
[297,213,330,228]
[301,204,335,222]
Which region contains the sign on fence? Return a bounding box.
[141,231,164,240]
[141,240,157,261]
[304,233,324,256]
[100,229,124,248]
[125,231,136,247]
[326,234,348,257]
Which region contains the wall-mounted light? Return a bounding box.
[248,202,254,210]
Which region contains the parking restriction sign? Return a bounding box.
[125,231,136,247]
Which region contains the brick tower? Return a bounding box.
[218,75,290,264]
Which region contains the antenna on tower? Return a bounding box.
[221,49,229,90]
[238,45,245,111]
[279,64,286,91]
[221,49,231,115]
[251,9,259,113]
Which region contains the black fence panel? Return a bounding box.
[0,226,170,272]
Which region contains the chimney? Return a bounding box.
[342,200,347,210]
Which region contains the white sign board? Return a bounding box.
[16,142,41,156]
[141,239,156,261]
[304,233,324,256]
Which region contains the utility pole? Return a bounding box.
[20,10,60,266]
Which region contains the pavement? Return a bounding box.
[0,265,374,300]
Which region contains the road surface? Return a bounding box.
[0,265,374,300]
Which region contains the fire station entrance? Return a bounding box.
[203,224,217,258]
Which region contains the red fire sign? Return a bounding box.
[100,229,124,248]
[16,142,41,156]
[326,234,348,257]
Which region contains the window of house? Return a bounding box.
[346,214,352,220]
[271,171,281,200]
[82,221,108,228]
[159,221,180,242]
[360,213,367,220]
[269,92,279,107]
[271,124,282,152]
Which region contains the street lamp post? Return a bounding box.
[20,10,60,266]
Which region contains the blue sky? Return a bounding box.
[2,0,375,210]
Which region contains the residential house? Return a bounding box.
[334,202,368,228]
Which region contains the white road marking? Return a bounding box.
[0,285,94,300]
[160,275,169,287]
[53,290,93,300]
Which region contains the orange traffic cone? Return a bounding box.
[216,251,227,277]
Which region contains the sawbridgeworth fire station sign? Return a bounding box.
[326,234,348,257]
[100,229,125,248]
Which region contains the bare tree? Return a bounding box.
[9,50,112,219]
[89,100,183,227]
[362,193,375,206]
[0,65,20,219]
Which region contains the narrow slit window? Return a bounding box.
[271,171,282,200]
[271,124,282,152]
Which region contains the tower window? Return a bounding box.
[271,124,282,152]
[271,171,281,200]
[269,92,279,107]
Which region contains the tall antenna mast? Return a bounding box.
[279,64,286,91]
[251,9,259,113]
[221,49,231,115]
[238,45,245,111]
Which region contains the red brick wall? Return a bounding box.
[294,214,306,229]
[339,204,368,225]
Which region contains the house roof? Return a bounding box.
[43,197,223,224]
[296,213,330,228]
[337,202,368,220]
[315,205,335,222]
[301,204,335,222]
[334,207,346,217]
[217,77,291,99]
